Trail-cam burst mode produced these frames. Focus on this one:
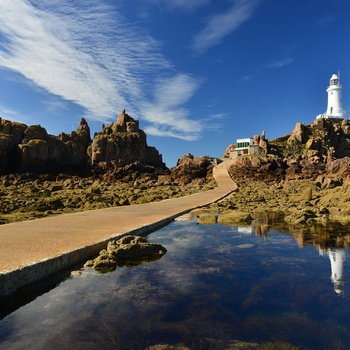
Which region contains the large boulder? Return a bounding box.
[228,155,286,183]
[170,153,213,184]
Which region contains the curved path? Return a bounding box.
[0,160,236,295]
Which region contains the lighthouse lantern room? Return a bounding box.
[316,73,348,120]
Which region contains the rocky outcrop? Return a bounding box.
[84,235,167,270]
[170,153,214,184]
[326,157,350,177]
[228,118,350,182]
[0,117,90,174]
[0,118,27,172]
[0,110,166,175]
[89,109,165,171]
[228,155,286,183]
[224,144,235,158]
[284,118,350,162]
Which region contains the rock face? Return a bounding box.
[170,153,213,184]
[229,118,350,182]
[0,117,90,174]
[84,235,167,270]
[0,110,165,175]
[284,118,350,164]
[228,155,286,183]
[89,109,165,171]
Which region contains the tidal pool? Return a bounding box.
[1,217,350,350]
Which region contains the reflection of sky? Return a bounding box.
[1,220,350,349]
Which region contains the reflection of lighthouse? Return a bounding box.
[321,249,347,295]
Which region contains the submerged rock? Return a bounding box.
[84,235,167,271]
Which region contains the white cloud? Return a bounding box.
[209,113,228,120]
[142,74,205,141]
[150,0,209,12]
[269,57,294,69]
[0,0,204,140]
[240,74,255,83]
[192,0,259,54]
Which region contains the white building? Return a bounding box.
[317,73,348,120]
[229,138,261,159]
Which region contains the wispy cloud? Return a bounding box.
[150,0,209,12]
[209,113,228,120]
[316,15,334,30]
[192,0,259,54]
[240,74,255,83]
[0,104,18,119]
[142,74,204,141]
[269,57,294,69]
[0,0,204,140]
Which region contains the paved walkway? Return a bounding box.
[0,160,236,295]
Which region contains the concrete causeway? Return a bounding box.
[0,160,237,295]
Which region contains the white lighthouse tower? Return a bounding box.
[316,73,348,120]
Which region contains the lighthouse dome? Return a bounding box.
[330,74,340,86]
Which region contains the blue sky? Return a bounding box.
[0,0,350,167]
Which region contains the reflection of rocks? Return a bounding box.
[84,235,167,270]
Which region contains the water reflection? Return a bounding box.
[1,214,350,349]
[244,211,350,295]
[320,248,347,295]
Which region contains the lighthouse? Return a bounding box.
[316,73,348,120]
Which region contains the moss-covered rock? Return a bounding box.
[218,210,253,225]
[197,213,217,225]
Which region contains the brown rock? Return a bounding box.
[85,235,167,270]
[171,154,213,184]
[90,109,165,170]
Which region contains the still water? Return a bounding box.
[1,214,350,350]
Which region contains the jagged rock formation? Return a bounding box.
[228,118,350,182]
[0,117,90,174]
[89,109,165,171]
[170,153,214,184]
[0,110,165,175]
[276,118,350,162]
[227,155,286,183]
